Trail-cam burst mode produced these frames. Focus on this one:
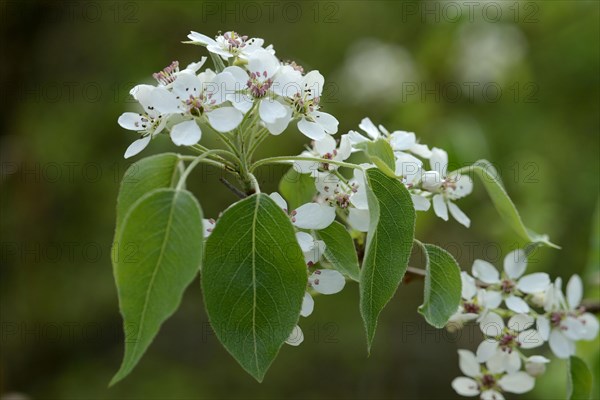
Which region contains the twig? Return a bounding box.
[219,177,247,199]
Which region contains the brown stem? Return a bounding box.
[219,177,247,199]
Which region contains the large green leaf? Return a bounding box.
[360,168,416,351]
[202,193,307,382]
[568,356,593,400]
[116,153,181,233]
[278,167,316,210]
[416,243,462,328]
[451,160,558,248]
[111,188,204,385]
[316,221,360,282]
[356,140,397,178]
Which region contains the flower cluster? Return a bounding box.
[293,117,474,232]
[118,30,339,158]
[449,249,599,399]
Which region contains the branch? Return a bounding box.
[219,177,247,199]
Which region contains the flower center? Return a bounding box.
[221,31,250,55]
[247,71,273,98]
[480,374,496,390]
[463,302,480,314]
[550,311,565,327]
[291,88,320,115]
[153,61,179,86]
[500,279,516,294]
[185,92,216,115]
[499,333,519,351]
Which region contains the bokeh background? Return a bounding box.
[1,0,599,398]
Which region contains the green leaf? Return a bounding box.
[356,139,397,178]
[116,153,181,233]
[202,194,307,382]
[451,160,558,248]
[111,188,204,385]
[360,168,416,351]
[278,167,316,210]
[416,243,462,328]
[568,356,593,400]
[316,221,360,281]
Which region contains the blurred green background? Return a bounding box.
[1,1,599,398]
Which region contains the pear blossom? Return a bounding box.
[471,249,550,313]
[294,134,352,175]
[537,275,599,359]
[152,58,207,87]
[421,147,473,227]
[187,31,271,60]
[524,356,550,377]
[452,349,535,399]
[448,272,502,327]
[476,312,544,374]
[348,118,430,158]
[296,232,326,266]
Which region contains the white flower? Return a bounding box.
[538,275,599,359]
[524,355,550,377]
[452,349,535,399]
[276,69,339,140]
[152,58,207,87]
[308,269,345,295]
[285,325,304,346]
[477,313,543,374]
[348,117,430,157]
[294,134,352,175]
[471,249,550,313]
[269,192,336,230]
[118,84,183,158]
[295,232,326,266]
[421,147,473,227]
[448,272,502,326]
[187,31,270,60]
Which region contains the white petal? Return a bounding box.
[503,249,527,279]
[498,372,535,394]
[293,203,336,230]
[505,295,530,313]
[517,273,551,294]
[517,329,544,349]
[527,355,550,363]
[421,170,443,191]
[206,107,244,132]
[124,136,151,159]
[472,260,500,284]
[566,274,583,309]
[458,349,481,378]
[451,377,480,397]
[348,208,370,232]
[269,192,288,211]
[145,87,182,114]
[479,290,502,309]
[300,292,314,317]
[480,390,505,400]
[389,130,416,151]
[335,135,352,161]
[202,218,215,238]
[312,111,339,134]
[562,316,586,341]
[309,269,345,295]
[536,316,550,341]
[187,31,217,46]
[118,112,146,131]
[429,147,448,175]
[505,351,522,374]
[508,314,534,332]
[432,194,448,221]
[448,201,471,228]
[411,194,430,211]
[170,120,201,146]
[298,117,326,140]
[303,240,326,265]
[259,99,287,123]
[301,70,324,99]
[485,349,507,374]
[347,130,369,146]
[358,117,380,140]
[476,340,499,362]
[579,313,600,340]
[479,312,505,336]
[410,143,432,159]
[314,135,337,156]
[264,107,292,135]
[448,174,473,198]
[549,329,575,359]
[285,325,304,346]
[171,72,202,100]
[295,232,315,252]
[461,272,477,300]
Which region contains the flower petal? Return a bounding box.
[432,194,448,221]
[479,312,505,336]
[285,325,304,346]
[309,269,345,295]
[170,120,201,146]
[508,314,534,332]
[566,274,583,310]
[503,249,527,279]
[124,136,151,159]
[411,194,430,211]
[505,295,530,313]
[298,117,326,140]
[312,111,339,134]
[536,316,550,341]
[498,371,535,394]
[118,112,146,131]
[476,339,499,362]
[259,99,287,123]
[549,329,575,359]
[517,329,544,349]
[517,273,550,294]
[206,107,244,132]
[348,208,370,232]
[579,313,600,340]
[300,292,314,317]
[429,147,448,175]
[451,377,480,397]
[458,349,481,378]
[448,201,471,228]
[293,203,336,230]
[480,390,505,400]
[472,260,500,284]
[269,192,288,211]
[461,272,477,300]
